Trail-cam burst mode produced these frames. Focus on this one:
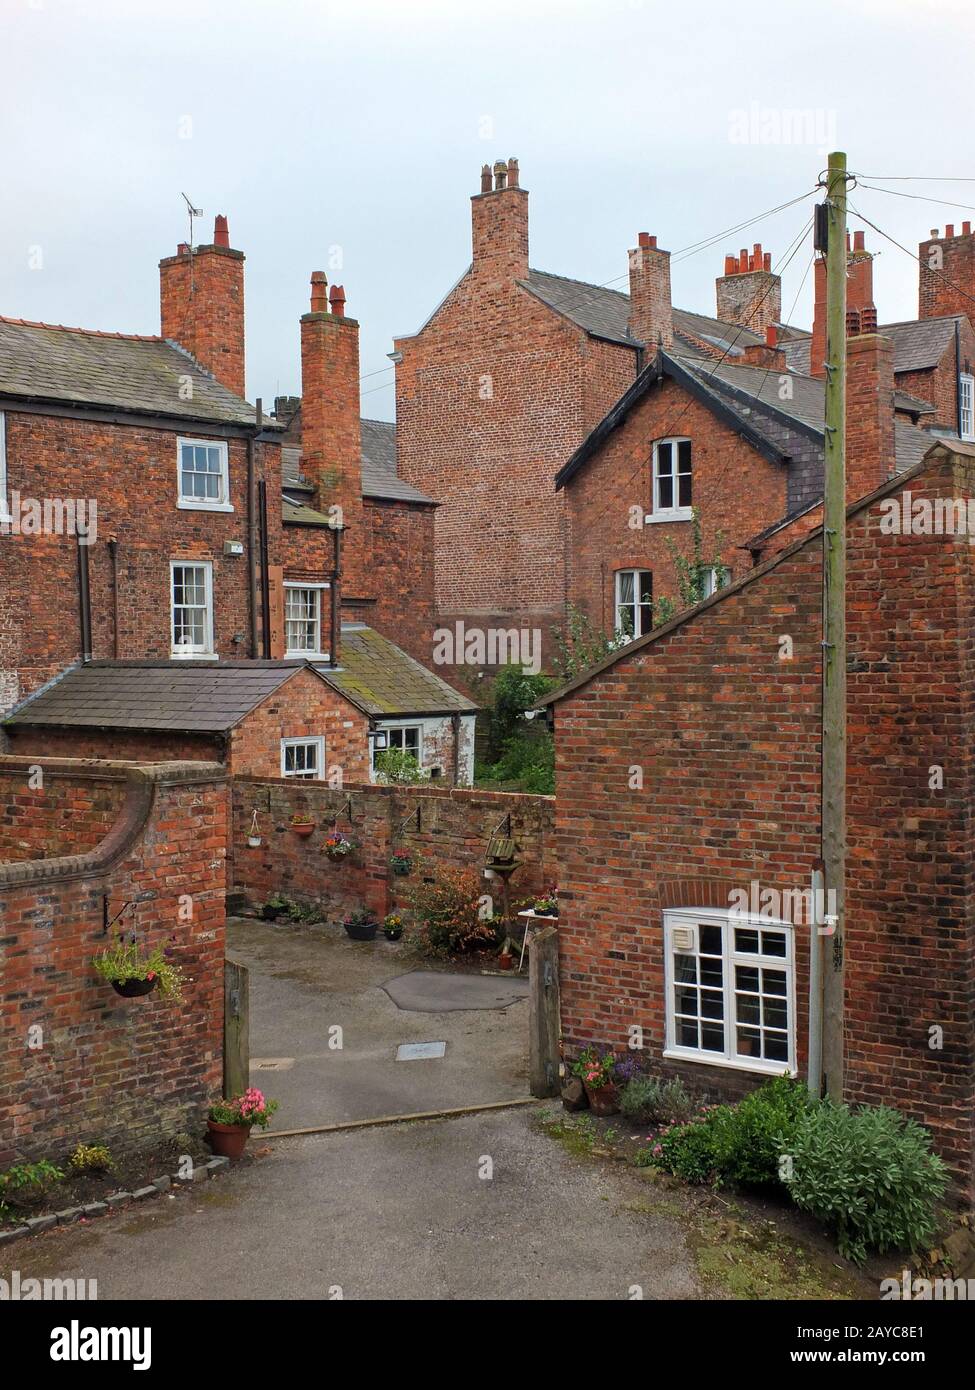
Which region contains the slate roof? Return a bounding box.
[320,625,477,717]
[0,317,265,427]
[782,315,963,377]
[4,661,324,733]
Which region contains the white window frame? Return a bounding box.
[176,437,233,512]
[170,560,214,658]
[283,582,330,658]
[649,437,693,523]
[663,907,796,1076]
[960,373,975,443]
[280,736,325,780]
[614,569,653,639]
[0,411,8,525]
[701,565,727,600]
[372,722,423,774]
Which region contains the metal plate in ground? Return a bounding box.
[396,1041,447,1061]
[384,970,530,1013]
[250,1058,295,1071]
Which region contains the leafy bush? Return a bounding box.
[477,728,554,794]
[636,1077,813,1189]
[485,665,556,759]
[68,1143,113,1174]
[784,1102,948,1265]
[406,862,501,955]
[475,665,556,794]
[374,749,430,785]
[619,1075,696,1127]
[0,1160,65,1214]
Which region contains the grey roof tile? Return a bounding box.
[0,318,263,426]
[318,626,477,717]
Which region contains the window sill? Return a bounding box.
[177,499,234,514]
[646,508,693,525]
[170,650,217,660]
[663,1047,796,1078]
[285,650,329,661]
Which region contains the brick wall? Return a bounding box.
[0,756,228,1165]
[159,225,246,397]
[0,761,126,862]
[919,224,975,322]
[231,777,554,926]
[227,667,370,780]
[554,448,975,1193]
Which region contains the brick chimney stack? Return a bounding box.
[742,324,787,370]
[715,242,781,334]
[160,214,246,397]
[918,222,975,319]
[471,157,529,285]
[810,231,877,379]
[627,232,673,352]
[300,271,363,574]
[845,331,895,503]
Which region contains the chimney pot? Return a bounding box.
[213,214,230,248]
[724,254,736,274]
[493,160,508,191]
[853,230,865,252]
[738,248,748,272]
[310,270,328,313]
[507,157,520,188]
[763,252,771,271]
[480,164,492,193]
[861,305,878,332]
[329,283,347,317]
[765,325,777,347]
[638,231,651,248]
[930,229,940,239]
[964,221,972,236]
[177,242,190,255]
[946,223,955,238]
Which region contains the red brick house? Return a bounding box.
[0,217,474,780]
[540,438,975,1196]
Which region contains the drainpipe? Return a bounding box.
[807,861,825,1098]
[330,524,342,667]
[956,320,963,438]
[107,538,120,658]
[76,530,92,663]
[248,399,262,658]
[258,479,271,657]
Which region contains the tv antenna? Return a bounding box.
[180,192,203,294]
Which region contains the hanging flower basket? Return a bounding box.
[112,976,159,999]
[322,831,356,862]
[92,933,183,1002]
[290,815,315,838]
[390,851,413,877]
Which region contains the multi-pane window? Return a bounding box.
[177,438,230,509]
[170,562,213,656]
[615,570,653,639]
[664,910,794,1073]
[960,374,974,443]
[372,724,421,773]
[701,565,727,600]
[284,585,325,656]
[653,438,692,518]
[281,737,325,779]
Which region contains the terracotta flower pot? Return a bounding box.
[111,976,159,999]
[291,822,315,837]
[207,1119,250,1159]
[498,952,514,971]
[583,1081,619,1116]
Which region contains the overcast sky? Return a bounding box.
[3,0,974,422]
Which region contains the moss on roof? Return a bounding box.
[319,626,477,717]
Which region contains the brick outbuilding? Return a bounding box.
[541,440,975,1196]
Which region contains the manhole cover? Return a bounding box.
[396,1041,447,1061]
[251,1058,295,1071]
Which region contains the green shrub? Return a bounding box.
[620,1075,696,1127]
[0,1159,65,1215]
[784,1102,948,1265]
[374,749,430,785]
[635,1076,813,1189]
[406,862,501,955]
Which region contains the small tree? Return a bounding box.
[374,749,430,785]
[551,605,631,682]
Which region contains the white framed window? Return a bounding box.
[170,561,214,657]
[177,437,232,512]
[615,569,653,638]
[650,437,693,522]
[372,723,422,773]
[960,373,974,443]
[701,565,728,600]
[284,583,329,657]
[664,908,796,1075]
[0,411,8,524]
[281,736,325,779]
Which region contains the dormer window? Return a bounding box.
[650,437,693,522]
[177,438,232,512]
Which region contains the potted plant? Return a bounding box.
[343,908,378,941]
[322,831,356,862]
[389,850,413,877]
[498,943,514,971]
[533,891,559,918]
[571,1046,619,1115]
[383,913,404,941]
[261,893,290,922]
[207,1088,278,1159]
[290,812,315,838]
[247,810,262,849]
[92,933,183,1002]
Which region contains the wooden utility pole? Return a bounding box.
[820,150,848,1100]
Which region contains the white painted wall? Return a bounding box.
[371,714,476,786]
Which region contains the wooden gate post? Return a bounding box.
[224,956,250,1099]
[529,925,561,1098]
